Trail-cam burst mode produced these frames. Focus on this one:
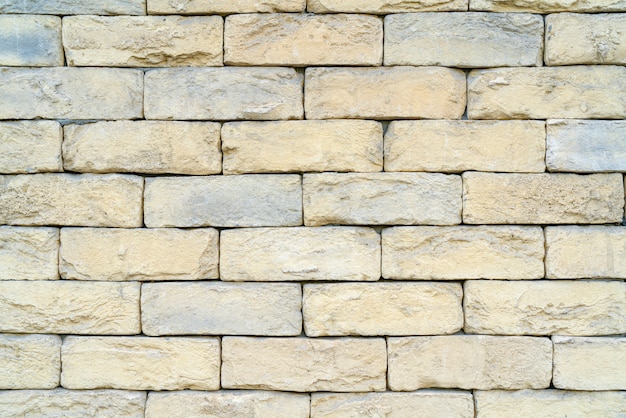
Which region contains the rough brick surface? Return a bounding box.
[0,16,63,66]
[0,334,60,389]
[148,0,305,14]
[0,0,146,14]
[0,121,62,174]
[308,0,468,12]
[0,227,58,281]
[471,0,626,12]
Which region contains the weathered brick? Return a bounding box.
[0,0,146,14]
[222,120,383,174]
[468,66,626,119]
[0,281,140,334]
[0,16,62,66]
[305,67,466,119]
[303,282,463,336]
[220,227,380,282]
[0,68,143,120]
[63,16,223,67]
[464,280,626,336]
[463,173,624,224]
[63,121,221,175]
[471,0,626,12]
[222,337,387,392]
[304,173,462,226]
[148,0,304,14]
[388,336,552,390]
[144,67,303,120]
[144,175,301,228]
[553,337,626,390]
[0,227,58,281]
[141,282,302,336]
[0,334,60,389]
[384,120,545,173]
[0,174,143,227]
[60,228,219,281]
[225,14,381,66]
[382,226,544,280]
[308,0,467,12]
[0,121,62,174]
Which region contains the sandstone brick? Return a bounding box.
[382,226,544,280]
[0,334,60,389]
[222,120,383,174]
[305,67,466,119]
[225,14,382,66]
[303,282,463,336]
[471,0,626,12]
[0,174,143,227]
[308,0,467,12]
[0,281,140,334]
[468,66,626,119]
[220,227,380,282]
[0,68,143,120]
[62,336,220,390]
[464,280,626,336]
[148,0,304,14]
[63,16,222,67]
[0,16,62,66]
[222,337,387,392]
[462,173,624,224]
[144,67,302,120]
[304,173,462,226]
[141,282,302,336]
[144,175,301,227]
[0,0,146,14]
[60,228,219,281]
[0,227,58,281]
[0,121,62,174]
[388,336,552,390]
[146,391,310,418]
[63,121,221,175]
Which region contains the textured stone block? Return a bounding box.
[62,337,220,390]
[388,336,552,390]
[0,121,62,174]
[142,282,302,336]
[148,0,304,14]
[471,0,626,12]
[60,228,219,281]
[304,173,462,226]
[0,281,140,334]
[464,280,626,336]
[144,175,302,227]
[468,66,626,119]
[0,174,143,227]
[305,66,466,119]
[144,67,303,120]
[0,0,146,14]
[308,0,467,12]
[382,226,544,280]
[220,227,380,282]
[0,16,62,66]
[222,120,383,174]
[222,337,387,392]
[0,227,58,281]
[463,173,624,224]
[0,334,60,389]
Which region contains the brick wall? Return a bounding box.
[1,0,625,416]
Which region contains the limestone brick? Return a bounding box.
[0,0,146,14]
[148,0,305,14]
[308,0,467,12]
[0,16,62,66]
[0,334,60,389]
[0,121,62,174]
[0,227,58,281]
[471,0,626,12]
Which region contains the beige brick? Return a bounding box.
[144,67,303,120]
[546,120,626,172]
[144,175,301,228]
[63,16,222,67]
[0,121,62,174]
[60,228,219,281]
[308,0,467,12]
[62,336,220,390]
[225,14,381,66]
[141,282,302,336]
[0,334,60,389]
[553,337,626,390]
[0,16,62,66]
[146,391,310,418]
[0,389,146,418]
[0,227,58,281]
[382,226,544,280]
[148,0,304,14]
[0,68,143,120]
[464,280,626,336]
[222,337,387,392]
[462,173,624,224]
[388,336,552,390]
[305,66,466,119]
[220,227,380,282]
[471,0,626,12]
[0,281,140,334]
[303,282,463,336]
[304,173,462,226]
[0,0,146,14]
[384,120,545,173]
[468,66,626,119]
[222,120,383,174]
[0,174,143,227]
[63,121,221,175]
